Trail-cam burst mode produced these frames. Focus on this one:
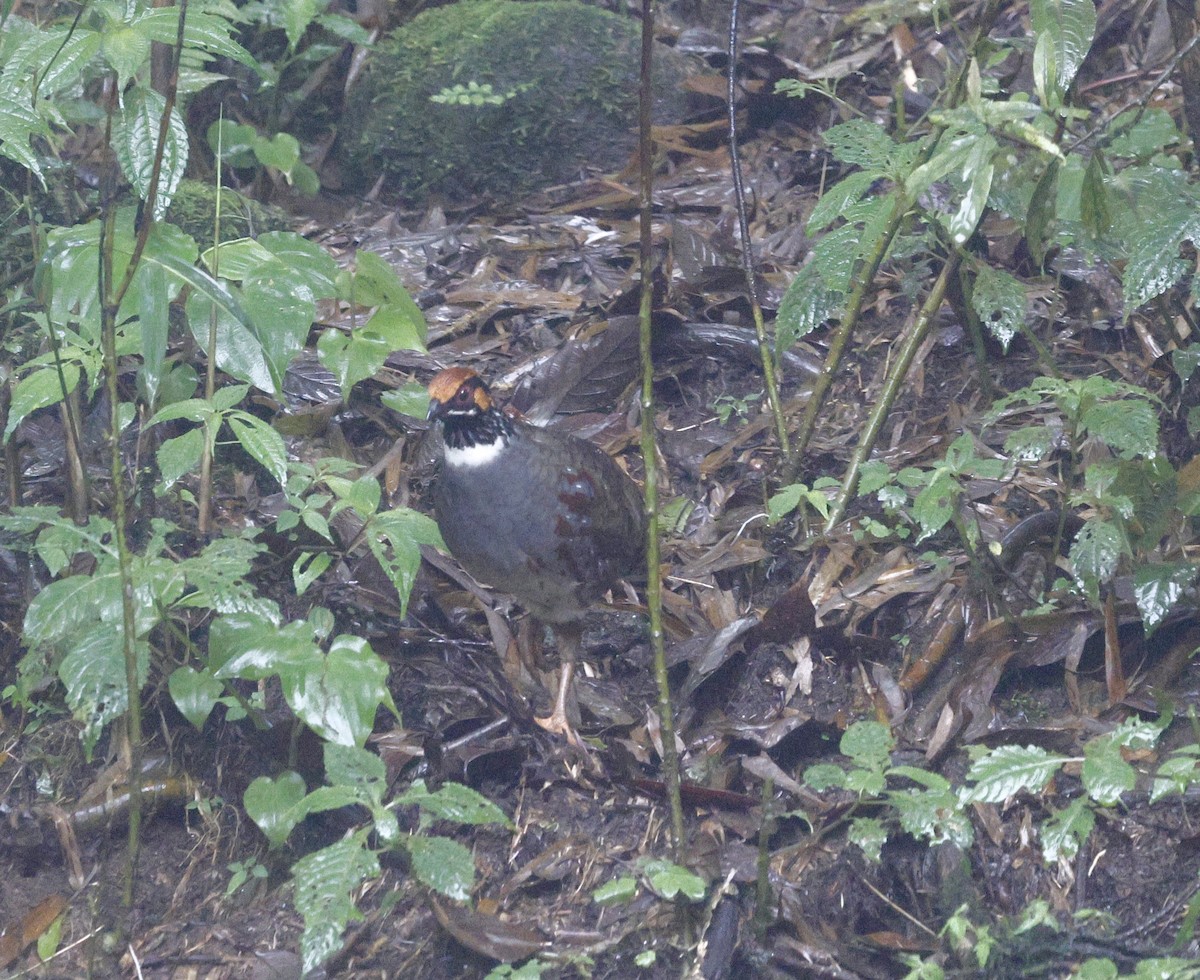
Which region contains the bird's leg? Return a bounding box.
[535,621,583,747]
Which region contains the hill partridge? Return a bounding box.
[426,366,645,744]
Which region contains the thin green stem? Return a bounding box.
[637,0,684,860]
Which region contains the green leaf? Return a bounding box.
[946,136,996,244]
[294,551,333,595]
[767,484,805,523]
[368,508,446,617]
[209,615,312,676]
[113,90,188,218]
[26,570,123,646]
[381,382,430,420]
[1031,0,1097,110]
[259,232,340,295]
[593,875,638,906]
[59,625,142,756]
[959,745,1069,804]
[1041,796,1095,862]
[228,413,289,487]
[292,834,380,974]
[822,118,897,172]
[186,283,276,393]
[848,816,887,862]
[168,664,224,729]
[324,741,386,790]
[642,859,706,902]
[1003,425,1055,463]
[776,262,843,352]
[1079,397,1158,459]
[1150,747,1200,804]
[318,326,391,397]
[807,170,878,235]
[281,635,390,747]
[1133,562,1198,636]
[803,763,848,791]
[396,780,512,827]
[245,771,308,847]
[406,834,474,900]
[253,132,301,173]
[240,264,318,393]
[887,767,973,848]
[840,720,894,770]
[157,427,208,490]
[5,363,79,441]
[0,96,51,181]
[138,8,259,70]
[281,0,323,49]
[912,470,960,542]
[971,265,1025,351]
[201,237,277,279]
[1068,519,1123,600]
[343,251,423,326]
[101,25,150,90]
[1081,736,1135,805]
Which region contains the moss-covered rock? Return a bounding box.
[166,179,293,250]
[339,0,695,202]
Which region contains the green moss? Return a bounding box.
[166,179,293,250]
[340,0,693,202]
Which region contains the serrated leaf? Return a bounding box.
[972,265,1025,351]
[1133,561,1198,635]
[840,720,894,769]
[397,779,511,827]
[593,875,638,905]
[776,262,843,352]
[406,834,474,900]
[960,745,1069,803]
[642,859,706,902]
[913,470,961,542]
[802,763,848,791]
[1080,398,1158,459]
[292,834,379,973]
[1081,737,1135,805]
[1068,519,1123,599]
[1041,796,1094,862]
[848,815,887,862]
[807,170,878,235]
[228,413,289,487]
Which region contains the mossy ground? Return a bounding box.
[340,0,693,203]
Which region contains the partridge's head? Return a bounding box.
[427,367,494,421]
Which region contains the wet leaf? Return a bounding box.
[283,635,390,748]
[397,779,511,827]
[1041,797,1094,862]
[642,859,706,902]
[293,835,379,974]
[960,745,1069,804]
[1081,737,1135,806]
[168,664,223,729]
[408,835,474,900]
[1132,562,1197,635]
[245,771,307,847]
[593,875,638,906]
